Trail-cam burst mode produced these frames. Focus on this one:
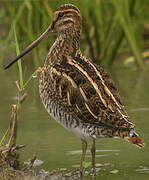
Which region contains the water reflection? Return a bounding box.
[24,158,44,167]
[136,166,149,173]
[67,149,120,155]
[130,108,149,112]
[110,169,119,174]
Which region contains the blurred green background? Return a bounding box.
[1,0,149,68]
[0,0,149,179]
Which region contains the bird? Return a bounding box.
[4,4,144,177]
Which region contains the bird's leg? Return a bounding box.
[91,139,96,177]
[80,140,87,177]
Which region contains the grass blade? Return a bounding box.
[13,23,24,89]
[112,0,145,69]
[0,129,8,146]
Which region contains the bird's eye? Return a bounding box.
[58,12,64,18]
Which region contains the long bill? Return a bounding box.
[4,25,53,70]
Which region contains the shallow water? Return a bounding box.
[0,63,149,179]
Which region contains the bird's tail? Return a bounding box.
[128,130,145,148]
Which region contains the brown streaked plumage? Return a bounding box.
[4,4,144,177]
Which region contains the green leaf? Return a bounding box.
[82,161,92,168]
[13,23,24,90]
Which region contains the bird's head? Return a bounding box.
[4,4,81,69]
[50,4,82,34]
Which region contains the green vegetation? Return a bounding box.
[0,129,8,146]
[13,23,24,89]
[13,23,41,90]
[0,21,41,172]
[1,0,149,68]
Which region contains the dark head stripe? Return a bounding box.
[56,4,80,13]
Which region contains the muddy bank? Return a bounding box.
[0,161,80,180]
[0,92,80,180]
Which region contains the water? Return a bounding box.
[0,63,149,179]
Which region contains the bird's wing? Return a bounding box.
[50,54,134,129]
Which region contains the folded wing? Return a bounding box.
[50,54,134,130]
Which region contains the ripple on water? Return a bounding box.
[130,107,149,112]
[67,149,120,155]
[136,167,149,173]
[24,159,43,167]
[110,169,119,174]
[86,154,108,158]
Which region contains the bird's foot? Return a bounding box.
[80,168,85,179]
[91,167,96,179]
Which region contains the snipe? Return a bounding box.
[5,4,144,177]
